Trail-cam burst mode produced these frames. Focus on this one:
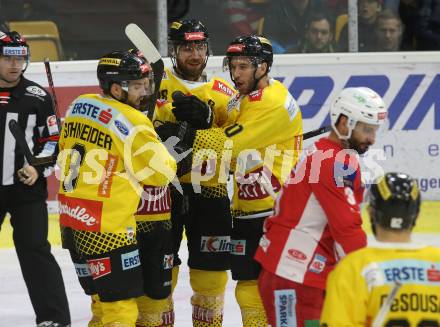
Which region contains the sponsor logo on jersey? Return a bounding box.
[284,93,299,121]
[381,260,440,284]
[26,85,46,97]
[230,239,246,256]
[287,249,307,261]
[184,32,205,41]
[71,102,114,125]
[212,80,234,97]
[136,185,171,215]
[309,254,327,274]
[236,166,281,200]
[99,109,113,124]
[121,249,141,270]
[227,93,241,113]
[98,154,119,198]
[162,311,174,324]
[427,265,440,282]
[58,194,102,232]
[259,234,271,252]
[274,289,297,327]
[192,305,214,323]
[248,89,263,101]
[46,115,58,135]
[3,46,28,56]
[114,119,129,136]
[87,257,111,279]
[127,227,135,240]
[163,254,174,270]
[74,263,91,277]
[200,236,230,253]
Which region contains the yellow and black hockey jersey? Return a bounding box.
[193,78,303,217]
[154,67,236,188]
[58,94,176,254]
[155,67,234,128]
[321,242,440,326]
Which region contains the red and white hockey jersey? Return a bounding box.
[255,137,367,290]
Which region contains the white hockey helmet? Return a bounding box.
[330,87,387,140]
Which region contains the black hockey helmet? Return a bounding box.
[223,35,273,72]
[168,19,210,77]
[97,50,154,94]
[369,172,421,232]
[0,31,30,71]
[168,19,209,46]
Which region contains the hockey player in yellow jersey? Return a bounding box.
[156,35,303,327]
[58,50,177,327]
[321,172,440,327]
[150,19,237,327]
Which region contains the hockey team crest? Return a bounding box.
[26,86,47,97]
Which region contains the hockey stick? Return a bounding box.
[125,23,165,120]
[303,125,331,140]
[44,58,62,133]
[8,119,56,166]
[372,281,402,327]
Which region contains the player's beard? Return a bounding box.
[347,134,372,155]
[176,57,205,81]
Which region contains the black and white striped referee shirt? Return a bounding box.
[0,76,58,186]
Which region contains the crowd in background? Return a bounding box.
[225,0,440,53]
[0,0,439,59]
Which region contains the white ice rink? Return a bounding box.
[1,235,439,326]
[0,241,242,327]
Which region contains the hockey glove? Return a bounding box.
[171,91,213,129]
[156,121,196,177]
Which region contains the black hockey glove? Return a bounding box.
[171,91,213,129]
[156,121,196,177]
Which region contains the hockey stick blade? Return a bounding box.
[125,23,161,63]
[303,125,331,140]
[125,23,164,120]
[8,119,56,166]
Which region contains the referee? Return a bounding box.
[0,31,70,327]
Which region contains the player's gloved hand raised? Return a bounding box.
[156,121,196,177]
[171,91,213,129]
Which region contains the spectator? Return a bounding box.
[224,0,267,36]
[415,0,440,50]
[299,12,337,53]
[374,9,403,51]
[399,0,419,50]
[262,0,327,53]
[339,0,383,51]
